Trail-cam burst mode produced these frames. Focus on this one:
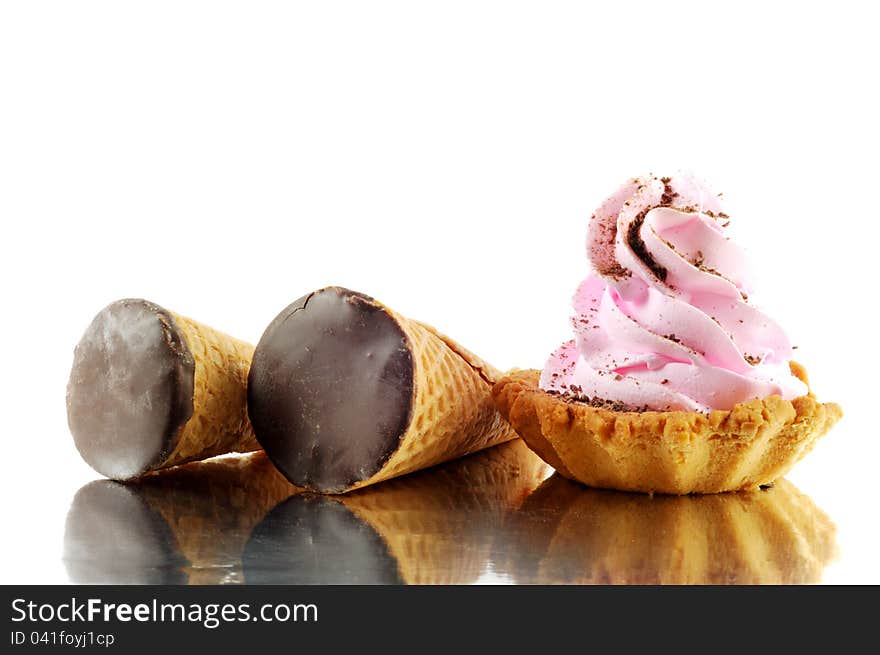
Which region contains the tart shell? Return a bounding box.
[492,364,842,494]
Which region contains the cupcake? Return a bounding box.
[493,174,842,494]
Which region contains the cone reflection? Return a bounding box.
[64,440,550,584]
[244,439,551,584]
[64,452,298,584]
[500,474,837,584]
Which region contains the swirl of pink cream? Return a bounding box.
[539,174,808,412]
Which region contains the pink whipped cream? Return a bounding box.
[540,174,808,412]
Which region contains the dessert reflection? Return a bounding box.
[244,439,549,584]
[64,452,298,584]
[64,440,550,584]
[64,441,836,584]
[501,474,837,584]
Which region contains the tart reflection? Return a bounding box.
[500,474,837,584]
[64,440,550,584]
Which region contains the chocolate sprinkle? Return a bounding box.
[547,389,650,413]
[659,177,678,206]
[626,209,668,282]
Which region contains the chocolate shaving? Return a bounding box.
[623,176,683,283]
[691,255,726,279]
[547,388,650,413]
[593,214,632,280]
[581,397,650,412]
[627,209,668,282]
[704,209,731,228]
[660,177,678,206]
[605,263,631,280]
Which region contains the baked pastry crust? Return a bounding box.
[492,364,842,494]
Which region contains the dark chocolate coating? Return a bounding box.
[66,299,195,480]
[63,481,187,584]
[248,287,415,493]
[243,495,403,584]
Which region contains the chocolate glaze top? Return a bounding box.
[66,299,195,480]
[247,287,415,493]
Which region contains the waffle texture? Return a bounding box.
[344,314,519,492]
[341,439,550,583]
[159,313,259,469]
[493,365,841,494]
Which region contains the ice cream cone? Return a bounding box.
[67,299,259,479]
[248,287,519,493]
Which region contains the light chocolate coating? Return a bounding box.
[67,299,196,479]
[67,298,257,479]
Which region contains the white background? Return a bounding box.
[1,1,877,583]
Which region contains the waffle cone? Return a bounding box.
[344,315,518,492]
[341,439,550,584]
[503,475,836,584]
[493,366,842,494]
[159,313,259,470]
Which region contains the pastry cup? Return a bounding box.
[492,363,842,494]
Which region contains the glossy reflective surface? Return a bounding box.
[63,440,838,585]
